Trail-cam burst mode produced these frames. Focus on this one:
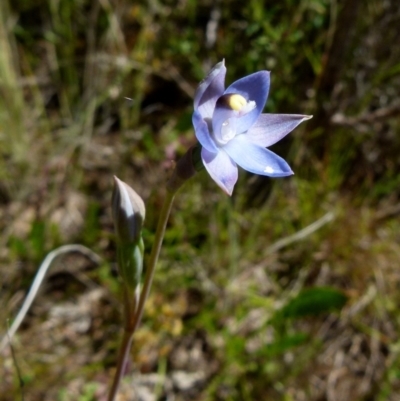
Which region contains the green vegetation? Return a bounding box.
[1,0,400,400]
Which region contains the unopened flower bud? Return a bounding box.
[112,176,145,294]
[112,176,145,245]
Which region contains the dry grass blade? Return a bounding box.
[0,244,102,353]
[266,211,336,254]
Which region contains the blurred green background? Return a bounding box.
[1,0,400,400]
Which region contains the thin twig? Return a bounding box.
[331,102,400,127]
[266,211,335,254]
[219,212,336,297]
[0,244,102,352]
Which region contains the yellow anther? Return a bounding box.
[227,94,247,111]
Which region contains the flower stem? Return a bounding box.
[131,189,176,332]
[107,189,176,401]
[107,329,134,401]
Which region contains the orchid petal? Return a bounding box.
[193,110,218,153]
[201,147,238,196]
[247,114,313,147]
[224,135,293,177]
[194,61,226,119]
[225,71,270,133]
[211,98,238,144]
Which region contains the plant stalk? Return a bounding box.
[107,189,176,401]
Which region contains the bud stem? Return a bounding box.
[107,189,176,401]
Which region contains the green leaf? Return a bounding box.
[276,287,347,320]
[262,333,309,357]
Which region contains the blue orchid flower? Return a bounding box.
[192,60,312,195]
